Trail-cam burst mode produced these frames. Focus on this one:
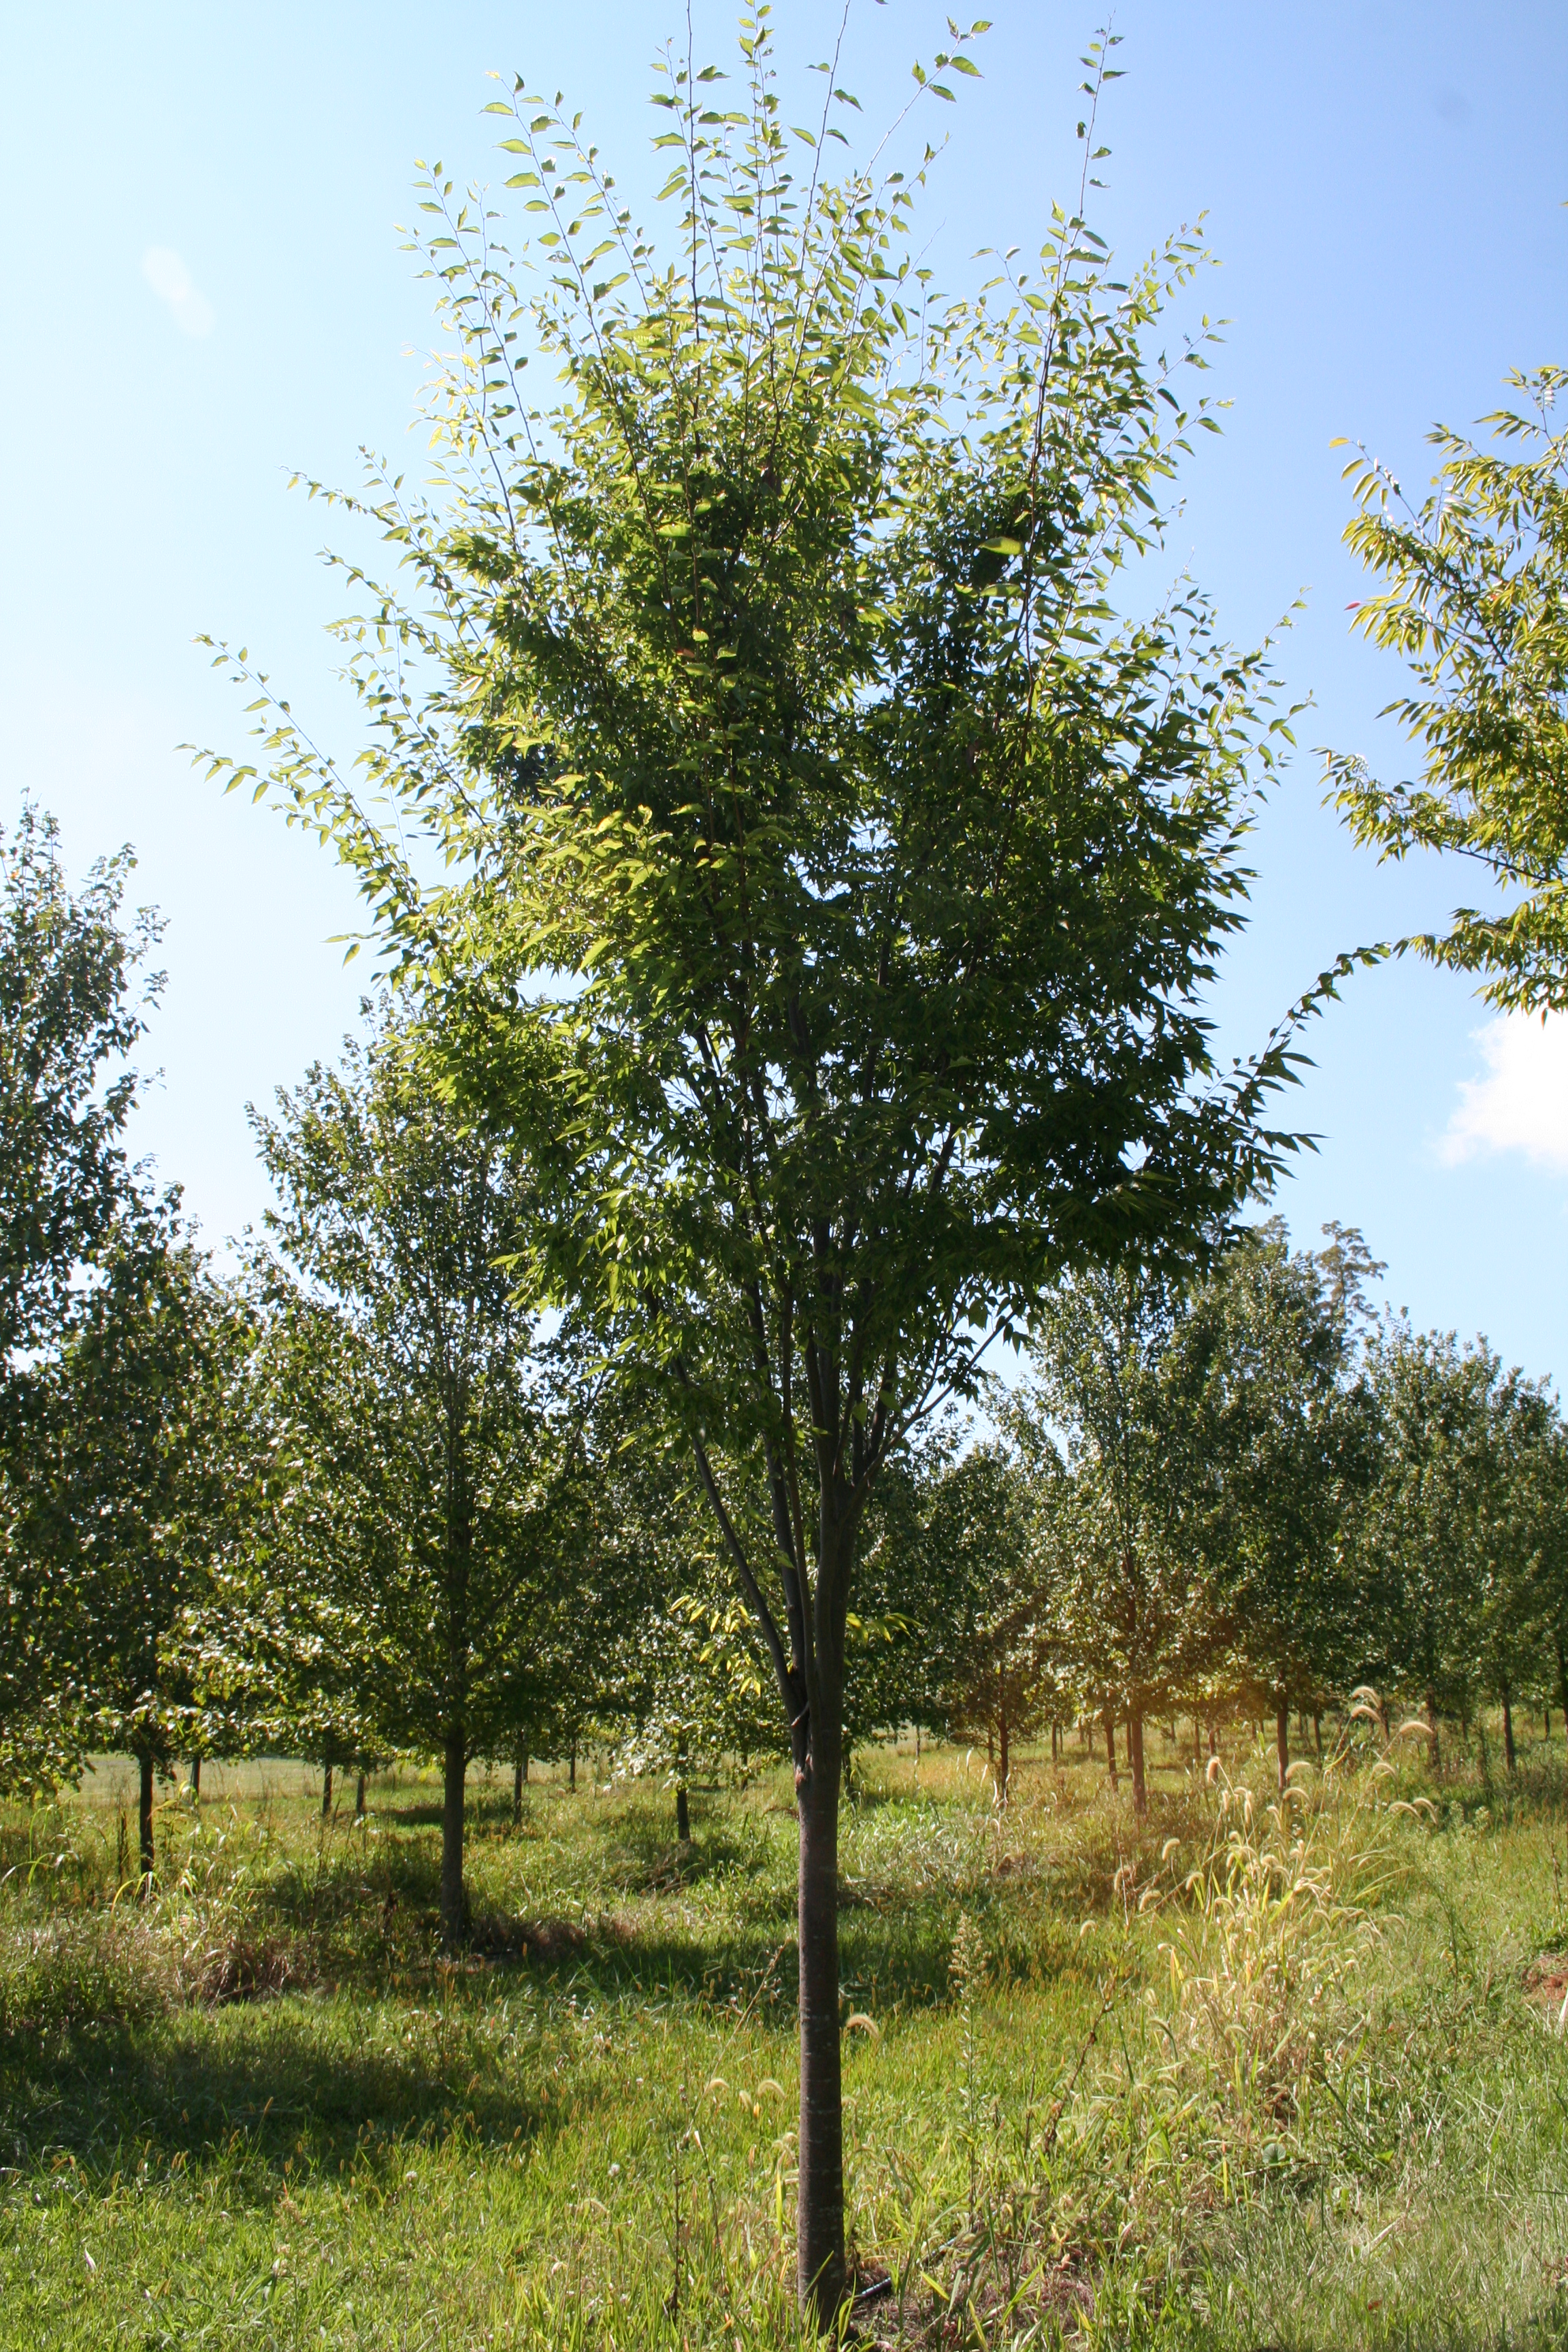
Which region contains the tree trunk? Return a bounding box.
[512,1759,524,1822]
[1313,1712,1323,1759]
[440,1727,467,1951]
[569,1740,576,1791]
[1194,1715,1203,1767]
[1425,1688,1441,1774]
[188,1756,201,1801]
[796,1745,845,2323]
[1554,1633,1568,1739]
[1502,1692,1517,1774]
[1051,1720,1059,1767]
[356,1771,367,1817]
[1103,1705,1118,1790]
[997,1701,1010,1809]
[137,1750,155,1887]
[1275,1694,1290,1795]
[1128,1708,1147,1816]
[842,1738,853,1799]
[321,1763,333,1818]
[676,1727,691,1844]
[1208,1720,1218,1759]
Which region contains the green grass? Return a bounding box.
[5,1727,1568,2348]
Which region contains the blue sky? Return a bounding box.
[2,1,1565,1372]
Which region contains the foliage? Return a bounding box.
[197,21,1317,2313]
[231,1006,592,1944]
[0,800,161,1380]
[0,1188,250,1803]
[1328,364,1568,1010]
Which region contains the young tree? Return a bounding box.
[244,1010,589,1950]
[1358,1325,1506,1745]
[1179,1222,1379,1788]
[0,802,161,1379]
[924,1439,1045,1806]
[1023,1263,1222,1815]
[1328,365,1568,1011]
[5,1189,251,1871]
[210,30,1308,2317]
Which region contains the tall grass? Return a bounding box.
[3,1731,1568,2346]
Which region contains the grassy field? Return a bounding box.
[4,1723,1568,2350]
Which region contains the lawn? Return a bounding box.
[4,1726,1568,2349]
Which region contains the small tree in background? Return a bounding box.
[0,803,165,1793]
[1024,1264,1222,1815]
[244,1009,590,1951]
[1179,1222,1380,1788]
[7,1189,252,1876]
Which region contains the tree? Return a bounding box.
[924,1439,1045,1806]
[1357,1325,1514,1750]
[244,1009,589,1950]
[1179,1222,1379,1788]
[1023,1263,1221,1815]
[0,801,161,1380]
[4,1188,250,1869]
[1328,365,1568,1011]
[210,29,1308,2318]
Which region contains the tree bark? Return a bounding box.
[321,1763,333,1819]
[676,1727,691,1844]
[512,1759,524,1823]
[188,1756,201,1801]
[796,1746,845,2323]
[1128,1708,1147,1816]
[569,1740,576,1791]
[1313,1712,1323,1759]
[1103,1705,1118,1790]
[1502,1692,1517,1774]
[440,1727,467,1950]
[997,1700,1010,1809]
[1051,1719,1059,1767]
[356,1771,367,1817]
[1425,1688,1441,1774]
[137,1750,155,1887]
[1275,1694,1290,1795]
[1555,1633,1568,1738]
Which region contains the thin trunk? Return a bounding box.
[1502,1693,1517,1774]
[1554,1632,1568,1739]
[676,1727,691,1844]
[569,1741,576,1791]
[1426,1689,1441,1774]
[1128,1708,1147,1817]
[796,1744,845,2323]
[1208,1720,1218,1760]
[355,1771,367,1817]
[842,1739,853,1799]
[1313,1712,1323,1759]
[440,1728,467,1951]
[512,1760,523,1823]
[1103,1705,1118,1791]
[1194,1714,1203,1767]
[1051,1720,1060,1767]
[188,1756,201,1801]
[321,1764,333,1819]
[137,1750,155,1887]
[1275,1694,1290,1795]
[997,1700,1010,1809]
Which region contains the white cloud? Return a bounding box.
[141,246,214,338]
[1441,1011,1568,1171]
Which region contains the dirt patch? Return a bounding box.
[1524,1953,1568,2017]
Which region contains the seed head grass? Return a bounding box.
[4,1725,1568,2346]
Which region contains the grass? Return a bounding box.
[4,1724,1568,2349]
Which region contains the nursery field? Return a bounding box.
[4,1729,1568,2351]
